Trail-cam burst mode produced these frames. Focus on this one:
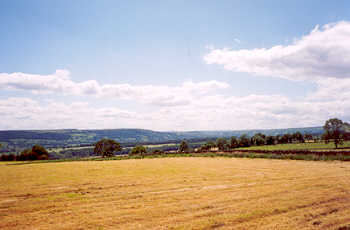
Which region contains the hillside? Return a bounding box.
[0,127,323,153]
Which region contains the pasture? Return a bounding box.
[237,141,350,151]
[1,157,350,229]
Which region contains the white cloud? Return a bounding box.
[0,69,349,130]
[0,70,229,107]
[233,38,241,44]
[2,21,350,130]
[1,84,349,131]
[204,21,350,81]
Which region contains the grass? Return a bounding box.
[236,140,350,151]
[1,157,350,229]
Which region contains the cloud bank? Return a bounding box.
[204,21,350,81]
[2,21,350,130]
[0,70,229,106]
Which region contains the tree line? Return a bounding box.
[0,145,49,161]
[1,118,349,160]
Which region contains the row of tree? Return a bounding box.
[91,118,350,157]
[93,138,148,157]
[0,145,49,161]
[184,131,311,153]
[1,118,348,160]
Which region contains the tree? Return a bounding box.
[323,118,345,148]
[130,145,147,155]
[178,140,189,153]
[216,138,228,151]
[265,136,275,145]
[251,133,266,146]
[32,145,49,160]
[152,149,164,154]
[17,145,49,161]
[230,136,238,149]
[304,133,313,142]
[292,132,305,143]
[239,134,251,147]
[280,134,292,144]
[94,139,121,157]
[200,141,216,152]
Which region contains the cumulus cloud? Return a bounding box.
[0,68,349,130]
[204,21,350,81]
[0,70,229,106]
[0,97,145,130]
[2,86,349,131]
[2,21,350,130]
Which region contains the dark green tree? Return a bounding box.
[280,134,292,144]
[239,134,251,147]
[251,133,266,146]
[17,145,49,161]
[200,141,216,152]
[323,118,345,148]
[304,133,313,142]
[292,132,304,143]
[179,140,189,153]
[265,136,275,145]
[216,138,228,151]
[32,145,49,160]
[152,149,164,154]
[230,136,238,149]
[94,139,122,157]
[130,145,147,155]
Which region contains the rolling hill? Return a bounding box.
[0,127,323,154]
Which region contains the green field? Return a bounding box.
[237,141,350,151]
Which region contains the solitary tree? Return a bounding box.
[178,140,189,153]
[94,139,122,157]
[323,118,345,148]
[130,145,147,155]
[32,145,49,160]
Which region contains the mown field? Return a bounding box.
[237,141,350,151]
[1,158,350,230]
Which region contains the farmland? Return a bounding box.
[1,157,350,229]
[236,141,350,151]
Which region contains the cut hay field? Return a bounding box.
[1,158,350,230]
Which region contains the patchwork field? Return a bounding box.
[1,158,350,229]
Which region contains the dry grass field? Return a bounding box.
[1,158,350,230]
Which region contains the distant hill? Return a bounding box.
[0,126,324,153]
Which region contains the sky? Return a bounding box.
[1,0,350,131]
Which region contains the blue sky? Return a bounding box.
[1,0,350,130]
